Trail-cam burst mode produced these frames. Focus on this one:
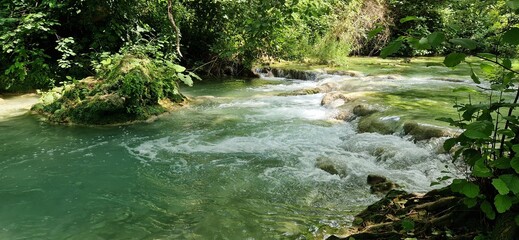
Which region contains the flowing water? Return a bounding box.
[0,75,458,239]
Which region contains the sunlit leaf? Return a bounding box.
[400,16,422,23]
[177,73,193,86]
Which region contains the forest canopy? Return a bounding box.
[0,0,518,92]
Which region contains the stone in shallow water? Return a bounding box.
[367,174,399,194]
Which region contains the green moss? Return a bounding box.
[33,55,187,125]
[267,56,486,79]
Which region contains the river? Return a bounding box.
[0,74,458,239]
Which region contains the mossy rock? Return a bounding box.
[33,55,187,125]
[352,104,380,117]
[315,157,347,177]
[403,122,450,141]
[357,115,402,135]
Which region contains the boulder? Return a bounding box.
[321,92,352,108]
[316,82,339,92]
[334,110,354,121]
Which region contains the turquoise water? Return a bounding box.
[0,77,453,239]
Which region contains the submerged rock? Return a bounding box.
[403,122,452,141]
[357,115,401,135]
[315,157,347,177]
[352,104,379,116]
[326,70,364,77]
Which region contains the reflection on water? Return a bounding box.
[0,76,455,239]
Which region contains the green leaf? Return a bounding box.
[512,144,519,153]
[380,40,403,58]
[508,0,519,10]
[515,215,519,226]
[444,53,466,67]
[463,198,478,208]
[443,138,457,151]
[503,58,513,69]
[466,121,493,136]
[493,179,510,195]
[100,59,111,66]
[368,27,383,40]
[400,16,422,23]
[461,181,480,198]
[470,68,481,84]
[463,130,490,139]
[480,63,495,74]
[412,37,430,50]
[499,174,519,195]
[498,129,516,138]
[427,32,445,48]
[492,157,511,170]
[177,73,193,86]
[401,219,415,231]
[171,64,186,73]
[503,28,519,45]
[449,38,477,50]
[495,194,513,213]
[473,159,493,178]
[450,179,465,192]
[478,53,497,59]
[511,157,519,174]
[188,72,202,81]
[481,200,496,220]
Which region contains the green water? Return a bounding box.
[1,77,455,239]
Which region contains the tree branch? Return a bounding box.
[167,0,182,58]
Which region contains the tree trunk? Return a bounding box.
[167,0,182,57]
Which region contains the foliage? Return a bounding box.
[32,54,198,124]
[380,0,519,232]
[0,0,183,93]
[0,1,58,91]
